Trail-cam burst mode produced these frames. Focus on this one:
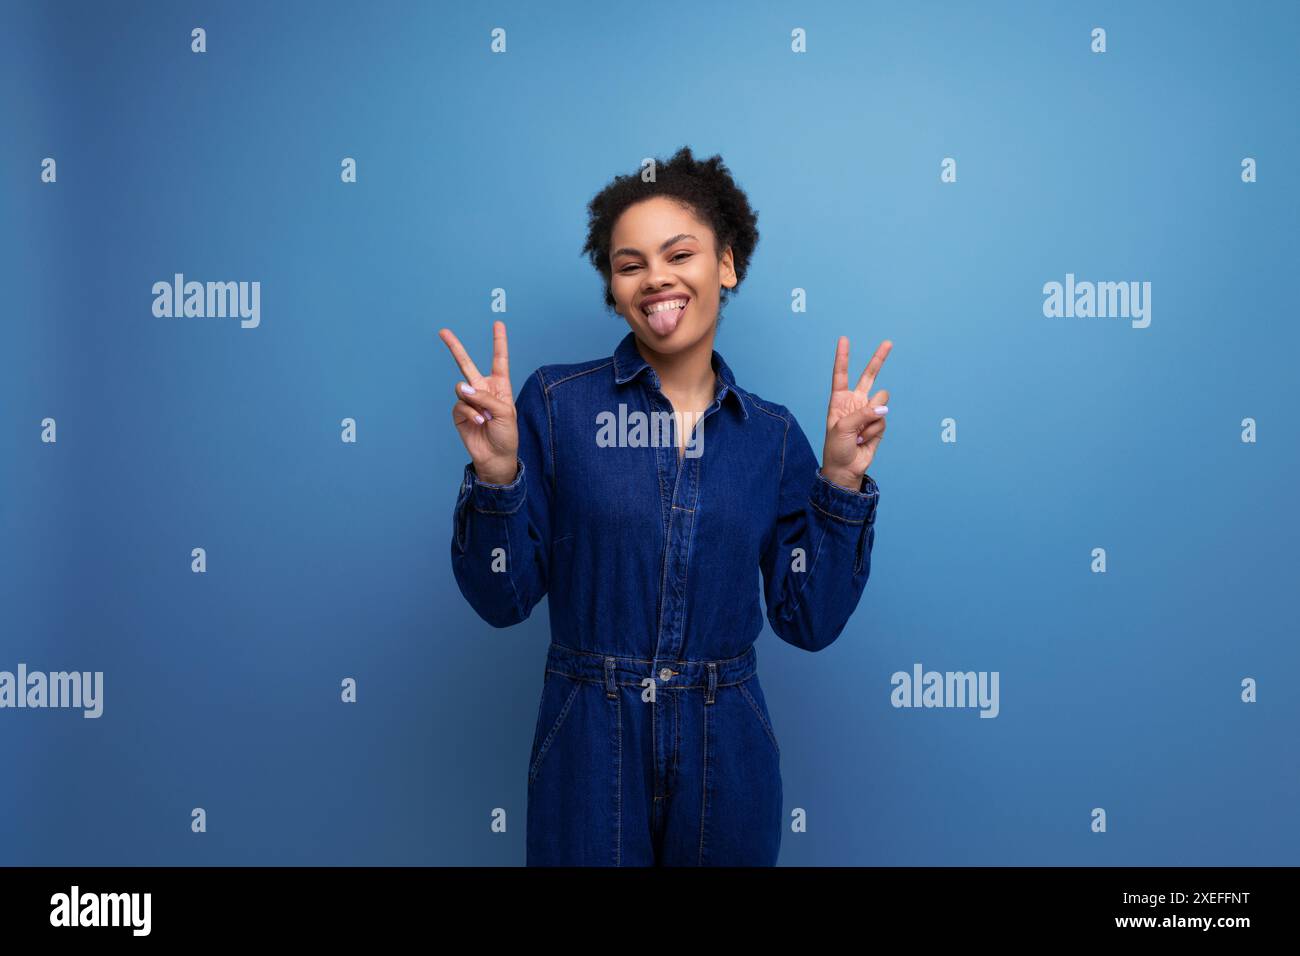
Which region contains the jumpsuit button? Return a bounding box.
[659,667,672,681]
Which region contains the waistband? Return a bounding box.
[543,642,757,702]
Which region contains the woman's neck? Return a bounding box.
[634,330,718,411]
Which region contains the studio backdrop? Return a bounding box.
[2,0,1296,865]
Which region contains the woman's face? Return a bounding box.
[609,196,737,354]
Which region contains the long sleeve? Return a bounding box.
[759,408,880,652]
[450,369,554,628]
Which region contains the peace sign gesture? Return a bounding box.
[438,320,520,486]
[821,336,892,489]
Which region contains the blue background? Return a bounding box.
[2,0,1296,865]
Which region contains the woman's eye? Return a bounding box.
[618,252,690,273]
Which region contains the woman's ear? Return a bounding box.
[720,246,737,288]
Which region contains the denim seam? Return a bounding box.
[652,446,686,663]
[853,518,871,576]
[775,415,792,622]
[501,514,524,623]
[650,672,657,799]
[548,642,757,667]
[652,391,670,535]
[538,366,594,539]
[546,361,612,391]
[815,467,880,501]
[539,369,558,499]
[809,496,870,525]
[778,414,789,480]
[453,493,468,553]
[468,461,523,491]
[672,690,680,787]
[528,678,581,788]
[698,699,709,865]
[543,670,753,690]
[614,688,622,866]
[526,675,548,777]
[680,469,701,654]
[651,416,671,634]
[470,498,525,516]
[734,388,758,421]
[749,407,788,602]
[754,404,875,528]
[747,398,789,431]
[737,680,781,758]
[782,514,829,624]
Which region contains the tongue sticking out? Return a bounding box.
[647,301,687,335]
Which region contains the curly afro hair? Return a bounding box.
[581,146,760,315]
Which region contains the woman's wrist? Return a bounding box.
[821,466,864,492]
[474,460,519,486]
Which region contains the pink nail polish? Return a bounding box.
[874,405,888,414]
[483,410,493,421]
[856,436,865,445]
[461,383,476,395]
[473,414,484,424]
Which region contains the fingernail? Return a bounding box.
[874,405,888,414]
[473,413,485,424]
[483,410,493,421]
[460,383,476,395]
[856,435,866,445]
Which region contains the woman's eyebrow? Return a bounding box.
[611,233,697,259]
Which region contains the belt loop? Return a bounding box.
[705,663,717,705]
[604,657,617,699]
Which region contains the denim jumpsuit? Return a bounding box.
[451,330,880,866]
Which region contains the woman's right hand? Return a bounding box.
[438,321,520,485]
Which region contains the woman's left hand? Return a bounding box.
[821,336,892,490]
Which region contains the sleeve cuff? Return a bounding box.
[809,468,880,525]
[459,459,527,515]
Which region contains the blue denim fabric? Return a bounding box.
[451,330,880,865]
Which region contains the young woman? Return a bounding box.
[440,147,892,866]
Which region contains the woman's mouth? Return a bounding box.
[642,297,689,335]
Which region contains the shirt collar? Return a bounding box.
[611,330,749,421]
